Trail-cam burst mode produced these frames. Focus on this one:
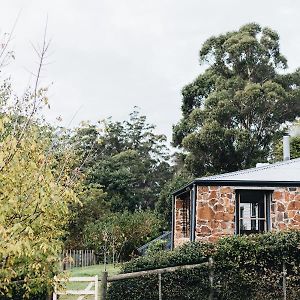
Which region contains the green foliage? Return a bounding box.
[66,183,108,249]
[156,170,193,226]
[66,109,172,254]
[0,110,78,296]
[83,210,162,262]
[72,108,172,212]
[173,23,300,176]
[0,284,49,300]
[0,62,81,298]
[108,231,300,300]
[272,120,300,161]
[273,136,300,161]
[145,239,167,256]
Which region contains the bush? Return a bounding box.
[145,240,167,256]
[83,210,162,262]
[0,281,49,300]
[107,230,300,300]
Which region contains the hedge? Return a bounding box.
[0,283,49,300]
[107,230,300,300]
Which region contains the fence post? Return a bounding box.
[283,261,287,300]
[52,276,57,300]
[158,273,162,300]
[100,271,108,300]
[95,275,99,300]
[208,257,214,300]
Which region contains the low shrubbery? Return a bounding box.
[108,230,300,300]
[83,210,162,262]
[0,282,49,300]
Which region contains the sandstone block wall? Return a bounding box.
[174,194,190,248]
[271,187,300,230]
[195,186,235,243]
[174,185,300,247]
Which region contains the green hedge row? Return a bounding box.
[0,284,49,300]
[108,230,300,300]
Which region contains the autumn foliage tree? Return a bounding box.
[0,32,79,298]
[0,78,82,299]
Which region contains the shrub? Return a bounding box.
[83,210,162,262]
[145,240,167,256]
[0,282,49,300]
[107,230,300,300]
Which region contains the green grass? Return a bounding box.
[68,263,120,277]
[57,264,121,299]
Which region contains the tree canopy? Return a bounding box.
[72,109,172,212]
[65,109,172,248]
[173,23,300,176]
[0,82,78,297]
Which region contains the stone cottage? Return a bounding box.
[172,158,300,248]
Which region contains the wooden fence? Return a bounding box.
[61,250,96,270]
[100,258,289,300]
[53,259,290,300]
[100,261,211,300]
[53,275,98,300]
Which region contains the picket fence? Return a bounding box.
[61,250,96,270]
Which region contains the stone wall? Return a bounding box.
[194,185,300,243]
[195,186,235,243]
[174,193,190,248]
[173,185,300,247]
[271,187,300,230]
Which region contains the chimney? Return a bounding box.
[283,135,290,161]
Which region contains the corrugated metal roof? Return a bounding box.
[196,158,300,182]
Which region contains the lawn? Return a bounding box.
[68,263,120,277]
[57,263,121,299]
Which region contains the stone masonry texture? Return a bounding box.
[195,186,235,243]
[174,194,190,248]
[174,185,300,247]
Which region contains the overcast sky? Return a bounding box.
[1,0,300,143]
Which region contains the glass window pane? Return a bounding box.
[237,191,269,235]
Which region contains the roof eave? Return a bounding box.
[172,179,300,196]
[194,179,300,187]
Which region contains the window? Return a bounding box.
[236,190,271,235]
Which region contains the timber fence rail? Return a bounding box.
[1,259,290,300]
[99,258,290,300]
[100,261,210,300]
[53,275,99,300]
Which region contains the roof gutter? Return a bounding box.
[173,180,300,195]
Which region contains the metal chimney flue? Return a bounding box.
[283,135,290,161]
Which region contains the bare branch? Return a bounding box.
[0,17,51,172]
[0,9,21,70]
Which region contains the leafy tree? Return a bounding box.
[65,183,108,249]
[273,137,300,161]
[290,137,300,158]
[73,109,172,212]
[173,23,300,176]
[0,32,80,296]
[156,170,193,227]
[83,210,162,262]
[0,111,77,297]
